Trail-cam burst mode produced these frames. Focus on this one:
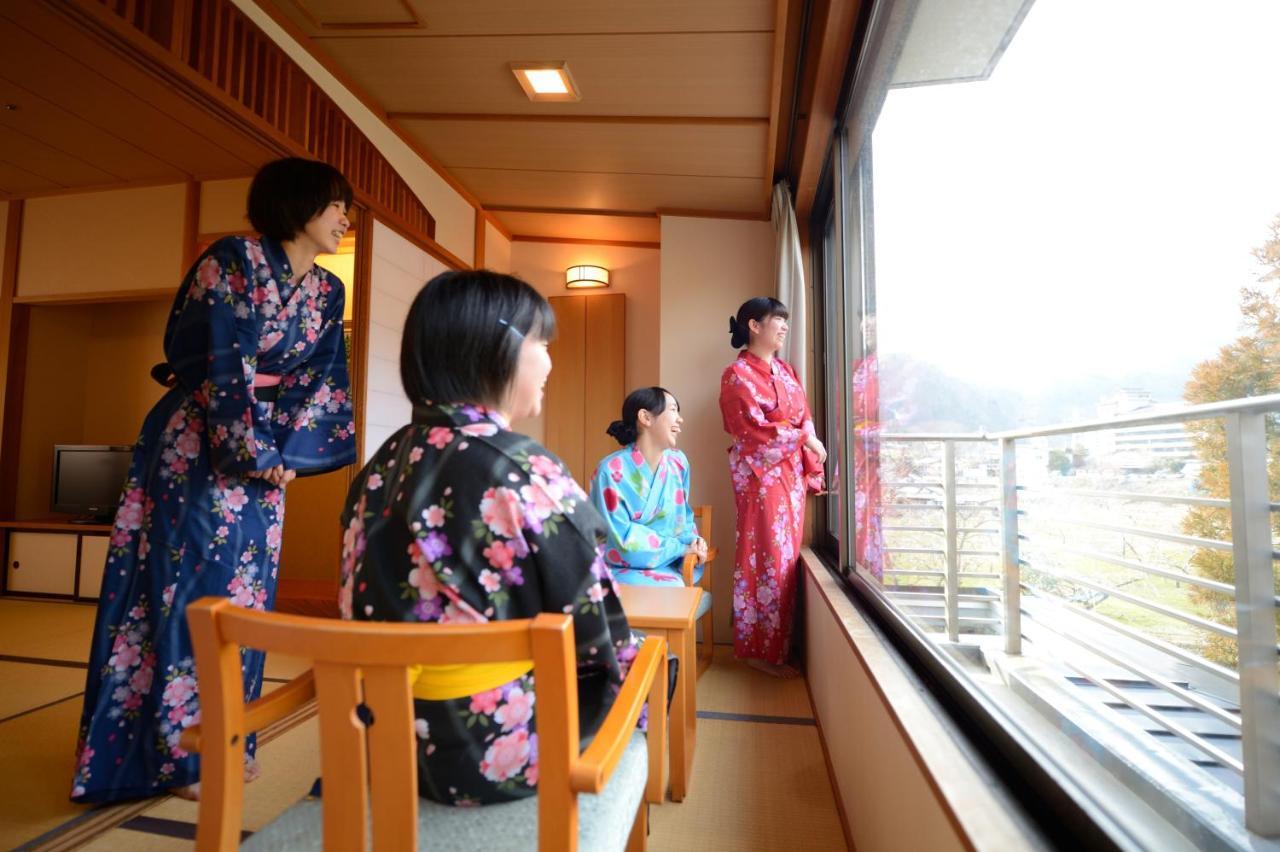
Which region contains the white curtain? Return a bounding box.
[772,180,807,387]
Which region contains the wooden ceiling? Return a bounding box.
[262,0,794,242]
[0,3,276,199]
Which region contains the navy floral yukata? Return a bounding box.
[339,401,639,806]
[71,236,356,803]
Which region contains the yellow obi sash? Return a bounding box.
[408,660,533,702]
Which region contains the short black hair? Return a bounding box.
[729,296,789,348]
[247,157,353,241]
[401,270,556,409]
[606,386,678,446]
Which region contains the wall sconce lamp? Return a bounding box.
[565,265,610,290]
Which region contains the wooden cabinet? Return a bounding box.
[545,293,625,485]
[1,520,111,600]
[78,535,110,599]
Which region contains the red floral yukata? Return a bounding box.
[719,351,815,665]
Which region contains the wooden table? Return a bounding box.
[616,583,701,802]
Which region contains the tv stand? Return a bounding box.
[0,518,112,601]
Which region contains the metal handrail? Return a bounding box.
[878,400,1280,832]
[1026,540,1238,597]
[1017,487,1233,509]
[1018,560,1237,639]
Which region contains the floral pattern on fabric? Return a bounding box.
[588,446,701,587]
[71,236,355,804]
[340,401,639,806]
[719,351,814,665]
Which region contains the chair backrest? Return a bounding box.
[693,504,712,542]
[186,598,581,852]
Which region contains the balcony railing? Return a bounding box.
[875,392,1280,838]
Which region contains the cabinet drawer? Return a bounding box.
[6,532,77,596]
[78,535,110,600]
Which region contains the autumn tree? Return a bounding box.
[1182,214,1280,667]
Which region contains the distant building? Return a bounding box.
[1091,389,1195,470]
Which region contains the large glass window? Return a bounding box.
[820,0,1280,843]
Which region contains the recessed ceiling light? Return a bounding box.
[510,62,581,102]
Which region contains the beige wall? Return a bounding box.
[198,177,253,234]
[484,221,512,274]
[17,184,187,299]
[659,215,774,640]
[232,0,476,266]
[364,219,448,460]
[510,240,660,445]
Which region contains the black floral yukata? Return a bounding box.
[339,401,639,805]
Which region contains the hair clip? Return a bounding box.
[497,318,525,339]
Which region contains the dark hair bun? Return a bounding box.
[606,419,637,446]
[729,315,749,349]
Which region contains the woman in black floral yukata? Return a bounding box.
[339,270,640,805]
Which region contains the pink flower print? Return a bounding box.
[163,675,197,707]
[587,582,607,603]
[529,455,561,478]
[409,446,424,463]
[674,488,686,506]
[525,733,539,786]
[479,569,503,593]
[520,480,563,523]
[422,505,446,528]
[426,427,453,449]
[366,473,384,490]
[266,523,283,550]
[110,642,141,672]
[196,256,221,293]
[495,687,535,731]
[630,449,645,466]
[483,540,515,571]
[224,486,249,512]
[129,666,154,695]
[175,430,202,459]
[170,456,189,475]
[480,730,530,782]
[111,528,131,548]
[479,487,522,538]
[162,583,176,608]
[245,239,266,268]
[460,422,498,437]
[123,692,143,711]
[605,548,623,564]
[407,554,442,598]
[470,688,503,715]
[160,761,176,775]
[440,599,486,625]
[117,500,146,532]
[647,534,661,549]
[78,746,95,768]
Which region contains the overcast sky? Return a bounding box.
[869,0,1280,396]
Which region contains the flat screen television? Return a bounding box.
[50,445,133,523]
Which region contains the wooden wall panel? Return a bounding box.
[545,293,625,487]
[545,296,587,482]
[583,293,626,481]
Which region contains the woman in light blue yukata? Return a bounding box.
[589,387,708,588]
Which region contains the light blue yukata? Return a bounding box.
[589,446,702,587]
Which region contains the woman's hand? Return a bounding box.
[805,435,828,465]
[247,464,296,487]
[687,537,709,564]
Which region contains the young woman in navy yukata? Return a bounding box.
[70,158,357,803]
[340,271,641,805]
[589,387,709,588]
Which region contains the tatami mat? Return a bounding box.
[650,719,846,851]
[0,699,92,849]
[697,645,815,719]
[0,661,86,722]
[0,599,97,662]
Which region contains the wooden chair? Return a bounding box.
[180,597,668,851]
[680,505,717,676]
